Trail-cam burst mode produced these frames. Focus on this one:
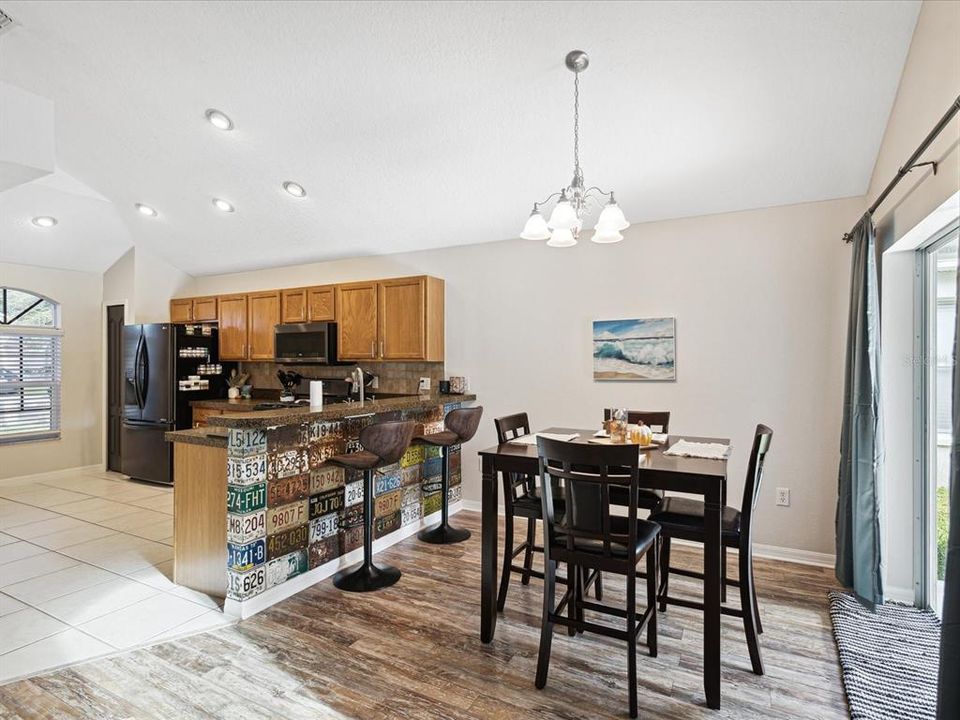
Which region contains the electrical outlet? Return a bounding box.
[776,487,790,506]
[418,377,430,391]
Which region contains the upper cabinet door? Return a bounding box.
[281,288,307,324]
[248,291,280,360]
[336,282,378,360]
[307,286,336,322]
[192,296,218,322]
[218,294,248,360]
[378,277,427,360]
[170,298,193,323]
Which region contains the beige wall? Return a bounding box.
[0,262,103,478]
[193,196,860,556]
[103,245,193,325]
[877,0,960,601]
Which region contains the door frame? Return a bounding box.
[913,217,959,610]
[101,299,131,473]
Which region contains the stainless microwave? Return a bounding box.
[274,322,339,364]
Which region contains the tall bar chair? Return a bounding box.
[651,424,773,675]
[414,406,483,544]
[534,436,660,719]
[326,419,416,592]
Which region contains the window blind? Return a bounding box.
[0,332,62,443]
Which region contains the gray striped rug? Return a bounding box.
[828,591,941,719]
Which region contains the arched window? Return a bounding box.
[0,288,62,443]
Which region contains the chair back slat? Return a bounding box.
[537,437,641,571]
[739,424,773,547]
[603,409,670,434]
[494,413,536,499]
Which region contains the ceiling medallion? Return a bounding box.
[520,50,629,247]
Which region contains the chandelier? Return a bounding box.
[520,50,629,247]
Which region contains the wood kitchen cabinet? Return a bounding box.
[281,288,307,323]
[247,291,280,360]
[192,407,223,428]
[336,282,379,360]
[307,285,336,321]
[217,294,248,360]
[379,276,444,360]
[169,298,194,323]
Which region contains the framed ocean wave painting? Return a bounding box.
[593,317,676,381]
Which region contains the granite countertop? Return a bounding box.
[203,392,477,429]
[165,426,229,448]
[190,398,267,411]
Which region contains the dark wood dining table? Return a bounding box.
[478,428,729,710]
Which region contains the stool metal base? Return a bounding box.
[333,562,401,592]
[418,522,471,544]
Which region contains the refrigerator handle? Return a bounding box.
[133,334,143,409]
[139,333,149,408]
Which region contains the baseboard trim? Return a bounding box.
[224,502,464,619]
[460,500,835,569]
[0,464,104,485]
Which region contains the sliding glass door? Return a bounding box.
[923,223,957,615]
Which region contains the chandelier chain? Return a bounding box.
[573,70,581,182]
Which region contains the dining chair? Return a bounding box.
[534,436,660,719]
[493,413,602,611]
[602,409,671,511]
[650,424,772,675]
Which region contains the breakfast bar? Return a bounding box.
[166,393,475,616]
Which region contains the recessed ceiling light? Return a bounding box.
[135,203,158,217]
[31,216,57,228]
[282,181,306,198]
[205,108,233,131]
[212,198,235,213]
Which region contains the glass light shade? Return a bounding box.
[547,200,578,229]
[520,211,551,240]
[212,198,235,212]
[546,227,577,248]
[591,226,624,244]
[595,202,629,231]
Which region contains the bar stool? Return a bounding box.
[326,419,416,592]
[414,406,483,544]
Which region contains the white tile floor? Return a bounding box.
[0,468,234,685]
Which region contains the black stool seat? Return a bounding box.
[649,497,742,539]
[414,406,483,544]
[327,419,415,593]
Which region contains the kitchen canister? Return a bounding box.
[448,376,466,394]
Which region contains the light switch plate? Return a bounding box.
[418,377,430,391]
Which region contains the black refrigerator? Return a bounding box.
[121,323,234,484]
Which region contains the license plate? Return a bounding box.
[374,489,402,517]
[228,565,266,600]
[309,512,339,542]
[227,538,266,572]
[228,510,266,544]
[344,479,364,507]
[401,485,420,507]
[345,438,363,453]
[374,471,401,496]
[374,510,401,539]
[423,444,442,459]
[227,482,267,514]
[266,549,308,589]
[309,439,345,466]
[309,488,344,519]
[267,499,308,534]
[401,465,421,487]
[268,423,308,452]
[309,419,343,442]
[400,446,424,468]
[401,502,421,526]
[228,428,267,457]
[341,524,363,553]
[421,479,442,495]
[227,454,267,486]
[342,504,363,528]
[423,456,442,478]
[421,420,444,436]
[268,449,307,480]
[448,485,462,505]
[342,415,370,437]
[443,402,461,414]
[268,474,309,507]
[310,465,344,494]
[308,536,339,568]
[266,523,309,560]
[422,491,442,516]
[449,451,461,474]
[450,469,462,487]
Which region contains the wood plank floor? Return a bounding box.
[0,511,849,719]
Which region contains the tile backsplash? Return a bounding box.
[241,361,445,396]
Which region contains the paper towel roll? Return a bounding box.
[309,380,323,408]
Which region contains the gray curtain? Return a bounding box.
[836,212,884,609]
[936,259,960,719]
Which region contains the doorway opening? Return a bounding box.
[106,304,125,472]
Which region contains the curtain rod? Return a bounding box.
[843,94,960,242]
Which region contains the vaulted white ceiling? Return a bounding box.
[0,1,920,276]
